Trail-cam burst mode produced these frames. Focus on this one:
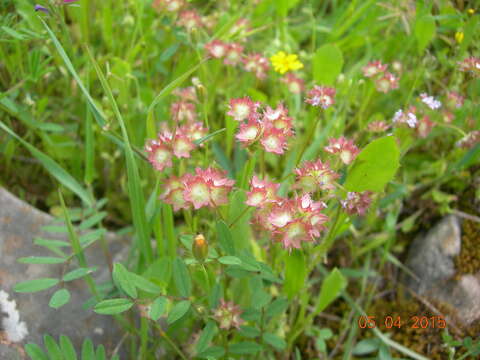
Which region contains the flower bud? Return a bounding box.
[192,234,208,262]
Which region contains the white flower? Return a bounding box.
[420,93,442,110]
[0,290,29,342]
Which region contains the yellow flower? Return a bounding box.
[467,8,475,15]
[455,31,464,44]
[270,51,303,74]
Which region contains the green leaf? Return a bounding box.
[149,297,168,321]
[194,128,226,145]
[196,320,218,354]
[313,44,344,85]
[0,121,93,206]
[18,256,65,264]
[415,15,436,53]
[229,342,262,355]
[167,300,191,324]
[263,333,287,350]
[60,335,78,360]
[216,221,235,255]
[284,250,306,299]
[129,273,162,294]
[14,278,59,293]
[44,335,62,360]
[218,256,242,265]
[63,267,97,282]
[81,339,95,360]
[344,136,400,192]
[94,298,133,315]
[173,258,191,297]
[266,297,289,318]
[112,263,137,298]
[239,325,261,338]
[275,0,301,17]
[49,289,71,309]
[315,268,347,314]
[96,345,106,360]
[197,346,225,359]
[25,343,48,360]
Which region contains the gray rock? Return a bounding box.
[0,187,127,359]
[404,214,480,326]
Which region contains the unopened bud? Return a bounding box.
[192,234,208,262]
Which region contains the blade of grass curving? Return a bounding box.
[146,58,207,139]
[85,46,153,264]
[0,120,93,206]
[84,69,95,185]
[40,18,106,128]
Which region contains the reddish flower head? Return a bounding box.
[324,137,360,165]
[145,139,173,172]
[177,10,203,31]
[367,121,390,133]
[362,61,387,77]
[294,160,339,192]
[224,43,244,66]
[171,101,197,123]
[417,116,435,138]
[446,92,464,109]
[341,191,373,216]
[227,97,259,121]
[160,176,189,211]
[375,72,399,93]
[245,175,280,207]
[280,73,305,94]
[242,53,270,79]
[236,118,262,146]
[205,40,229,59]
[213,299,244,330]
[458,56,480,75]
[260,126,288,154]
[305,85,336,109]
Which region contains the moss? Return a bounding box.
[454,219,480,276]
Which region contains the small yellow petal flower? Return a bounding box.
[270,51,304,74]
[467,8,475,15]
[455,31,464,44]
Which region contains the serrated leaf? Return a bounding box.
[173,258,191,297]
[263,333,286,350]
[63,267,97,282]
[313,44,344,85]
[344,136,400,192]
[25,343,49,360]
[196,320,217,354]
[18,256,66,264]
[81,338,95,360]
[112,263,137,298]
[14,278,59,293]
[49,289,71,309]
[149,297,168,321]
[167,300,191,324]
[94,298,133,315]
[218,256,242,265]
[60,335,78,360]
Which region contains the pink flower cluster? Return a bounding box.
[458,56,480,75]
[228,97,294,155]
[324,137,360,165]
[281,73,305,94]
[362,60,399,93]
[160,167,234,211]
[145,87,207,171]
[204,40,269,79]
[341,191,373,216]
[247,179,329,250]
[305,85,336,109]
[213,299,244,330]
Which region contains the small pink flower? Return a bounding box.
[280,73,305,94]
[242,53,270,79]
[420,93,442,110]
[160,177,189,211]
[184,122,208,144]
[245,175,280,207]
[268,201,295,228]
[305,85,336,109]
[456,131,480,149]
[229,18,250,37]
[224,43,244,66]
[172,133,195,158]
[375,72,399,93]
[324,137,360,165]
[177,10,203,31]
[145,139,173,172]
[458,56,480,75]
[417,116,435,138]
[153,0,185,12]
[172,86,198,103]
[446,92,464,109]
[171,101,197,123]
[236,118,262,146]
[260,126,288,154]
[294,160,339,192]
[205,40,229,59]
[227,97,259,121]
[213,299,244,330]
[362,61,387,77]
[341,191,373,216]
[367,121,390,133]
[392,109,417,128]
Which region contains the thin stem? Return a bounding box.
[228,205,251,228]
[157,328,188,360]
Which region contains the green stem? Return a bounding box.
[228,206,251,228]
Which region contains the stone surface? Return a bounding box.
[404,214,480,326]
[0,188,127,359]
